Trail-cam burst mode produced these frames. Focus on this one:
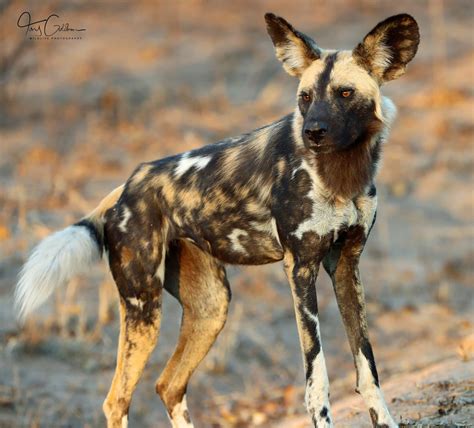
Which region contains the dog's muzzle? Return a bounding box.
[303,121,328,149]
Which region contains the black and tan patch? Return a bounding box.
[265,13,321,77]
[353,13,420,83]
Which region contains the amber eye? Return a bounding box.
[301,92,311,102]
[341,89,353,98]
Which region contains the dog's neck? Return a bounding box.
[314,133,382,200]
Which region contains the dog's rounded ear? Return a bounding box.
[353,14,420,84]
[265,13,321,78]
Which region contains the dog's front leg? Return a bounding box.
[284,250,333,428]
[323,226,397,428]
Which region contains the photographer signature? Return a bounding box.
[17,11,86,37]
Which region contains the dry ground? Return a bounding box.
[0,0,473,426]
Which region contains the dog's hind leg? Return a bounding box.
[102,222,166,428]
[103,296,162,428]
[157,240,230,427]
[323,225,397,428]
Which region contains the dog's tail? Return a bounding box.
[15,184,124,322]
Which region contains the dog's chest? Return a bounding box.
[276,159,376,241]
[292,195,359,240]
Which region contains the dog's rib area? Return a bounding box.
[120,115,294,265]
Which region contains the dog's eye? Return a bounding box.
[340,89,354,98]
[301,92,311,102]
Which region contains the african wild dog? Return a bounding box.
[16,12,419,428]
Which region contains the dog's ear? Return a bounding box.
[353,14,419,84]
[265,13,321,78]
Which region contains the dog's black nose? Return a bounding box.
[304,121,328,141]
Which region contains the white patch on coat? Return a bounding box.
[121,415,128,428]
[303,310,333,427]
[303,306,319,325]
[377,95,397,152]
[381,96,397,130]
[155,243,166,281]
[119,206,132,233]
[368,96,396,178]
[127,297,144,310]
[228,229,248,253]
[292,160,358,239]
[15,225,101,322]
[170,394,194,428]
[175,153,212,178]
[271,217,282,247]
[355,350,397,428]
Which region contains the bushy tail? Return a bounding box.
[15,185,124,322]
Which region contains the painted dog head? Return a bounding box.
[265,13,419,154]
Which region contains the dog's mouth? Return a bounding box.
[304,130,369,155]
[303,135,337,154]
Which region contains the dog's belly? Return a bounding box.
[185,218,284,265]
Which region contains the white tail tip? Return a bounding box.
[15,225,101,322]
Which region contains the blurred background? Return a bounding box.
[1,0,473,426]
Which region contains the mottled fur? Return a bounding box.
[16,13,419,428]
